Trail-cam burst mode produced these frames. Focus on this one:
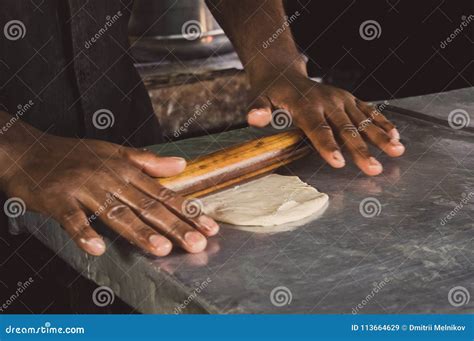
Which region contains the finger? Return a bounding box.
[78,192,173,256]
[346,103,405,158]
[130,173,219,237]
[356,100,400,139]
[326,108,383,176]
[115,185,208,253]
[122,147,186,177]
[247,95,272,127]
[54,205,106,256]
[297,113,346,168]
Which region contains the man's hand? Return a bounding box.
[246,75,405,176]
[1,123,219,257]
[207,0,405,176]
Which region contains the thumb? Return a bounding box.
[247,95,272,128]
[123,148,186,177]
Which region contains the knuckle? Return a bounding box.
[163,220,186,237]
[314,124,333,133]
[295,100,317,112]
[340,123,357,132]
[304,121,331,134]
[305,126,333,145]
[330,88,351,101]
[155,186,176,201]
[42,181,75,199]
[328,94,345,103]
[137,197,160,210]
[339,123,359,138]
[106,204,130,220]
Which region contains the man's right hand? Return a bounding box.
[0,114,219,257]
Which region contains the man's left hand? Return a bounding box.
[247,75,405,176]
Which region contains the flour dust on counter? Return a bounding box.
[201,174,329,229]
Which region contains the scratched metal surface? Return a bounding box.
[388,87,474,129]
[10,89,474,313]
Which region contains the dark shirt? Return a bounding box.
[0,0,162,147]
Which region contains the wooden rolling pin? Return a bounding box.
[159,129,311,197]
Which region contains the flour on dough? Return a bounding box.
[201,174,329,227]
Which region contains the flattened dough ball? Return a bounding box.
[201,174,329,227]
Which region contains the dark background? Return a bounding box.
[1,0,473,313]
[287,0,473,100]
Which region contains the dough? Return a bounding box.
[201,174,329,227]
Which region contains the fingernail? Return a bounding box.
[332,150,345,165]
[389,128,400,140]
[390,139,405,153]
[368,157,382,169]
[184,231,206,249]
[86,238,105,254]
[198,215,219,233]
[160,157,186,170]
[149,234,162,247]
[168,157,186,164]
[249,109,269,117]
[149,235,171,252]
[390,138,401,145]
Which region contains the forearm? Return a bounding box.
[206,0,307,85]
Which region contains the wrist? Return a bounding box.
[0,111,44,188]
[246,53,308,87]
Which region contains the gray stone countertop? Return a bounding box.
[9,88,474,314]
